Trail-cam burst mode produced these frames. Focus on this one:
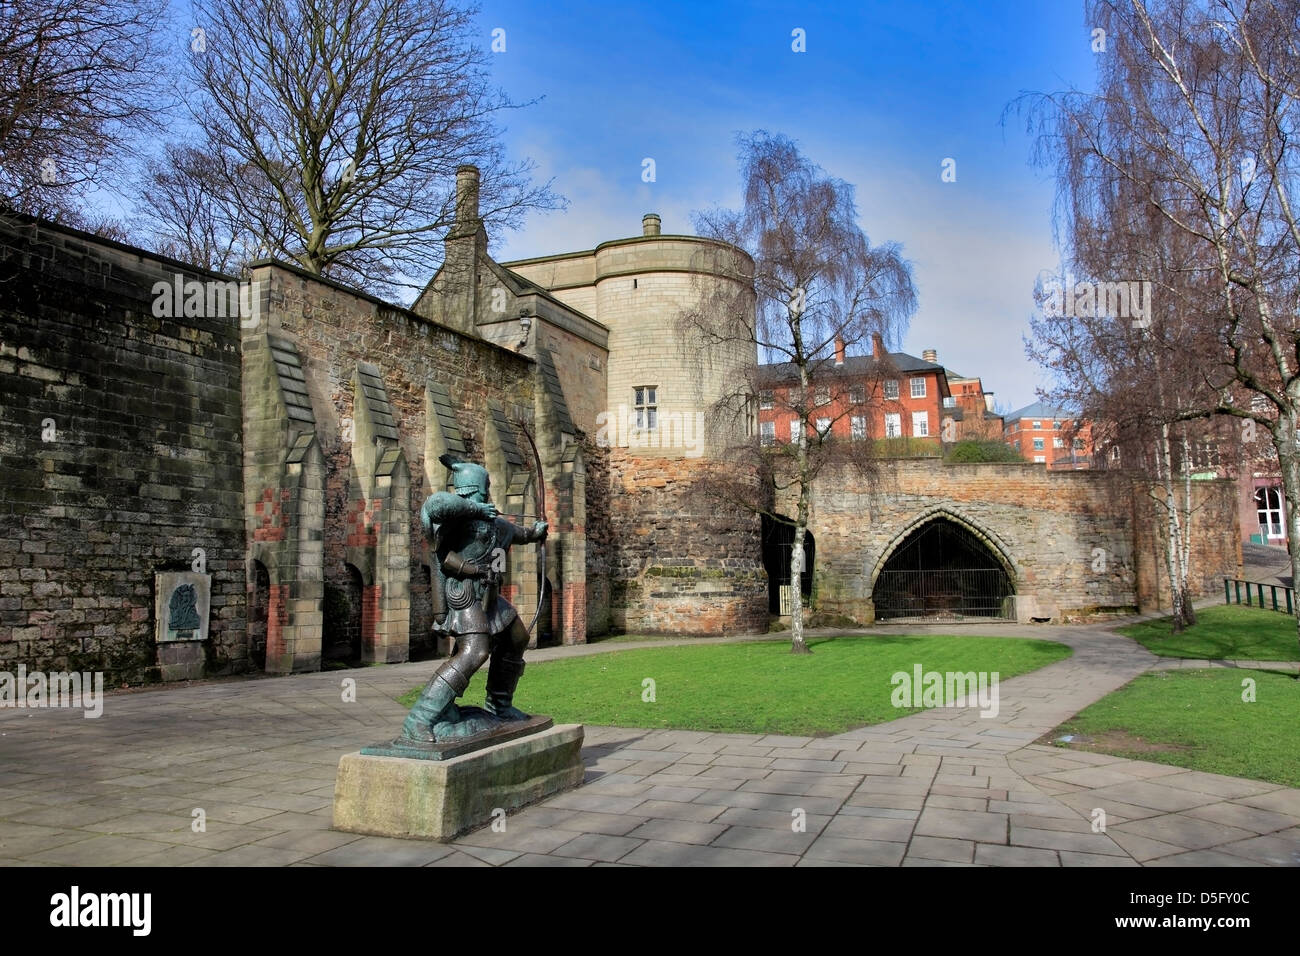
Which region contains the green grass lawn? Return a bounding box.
[1051,668,1300,788]
[399,635,1072,736]
[1118,604,1300,661]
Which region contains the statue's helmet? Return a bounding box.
[440,454,489,498]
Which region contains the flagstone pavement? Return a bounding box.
[1,622,1297,867]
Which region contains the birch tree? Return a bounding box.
[679,131,916,653]
[1023,0,1300,648]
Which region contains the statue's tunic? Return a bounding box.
[423,492,524,637]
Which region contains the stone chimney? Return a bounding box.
[922,348,937,363]
[834,336,845,366]
[439,164,487,335]
[642,213,661,237]
[872,333,885,359]
[455,165,480,224]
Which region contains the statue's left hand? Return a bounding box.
[532,520,549,540]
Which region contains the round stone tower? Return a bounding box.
[592,215,755,459]
[592,216,767,635]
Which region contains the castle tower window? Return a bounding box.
[634,386,657,430]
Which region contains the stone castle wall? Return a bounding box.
[788,459,1240,623]
[247,261,539,664]
[0,215,247,682]
[605,450,768,635]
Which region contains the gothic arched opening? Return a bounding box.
[761,513,815,614]
[322,564,364,667]
[872,517,1014,622]
[248,560,270,671]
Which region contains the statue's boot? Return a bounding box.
[398,674,461,743]
[484,654,529,721]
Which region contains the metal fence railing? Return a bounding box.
[873,568,1015,622]
[1225,577,1296,614]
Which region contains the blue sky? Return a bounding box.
[472,0,1100,412]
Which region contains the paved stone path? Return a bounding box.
[0,623,1297,867]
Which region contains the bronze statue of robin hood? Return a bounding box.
[398,453,548,747]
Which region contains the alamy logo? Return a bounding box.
[50,886,151,936]
[890,665,1000,718]
[0,666,104,718]
[594,406,706,457]
[151,274,263,328]
[1040,275,1152,329]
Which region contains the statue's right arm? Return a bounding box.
[421,492,481,532]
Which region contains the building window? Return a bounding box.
[1110,445,1121,461]
[759,390,773,410]
[849,385,866,404]
[912,411,929,437]
[815,417,831,437]
[1034,456,1046,463]
[1073,439,1085,450]
[814,385,830,406]
[634,386,657,430]
[1053,437,1064,449]
[884,379,899,400]
[884,413,901,438]
[1032,420,1041,429]
[1256,486,1285,539]
[910,377,926,398]
[851,416,866,440]
[1014,440,1020,450]
[942,396,956,408]
[790,420,802,444]
[1053,420,1062,430]
[760,421,775,446]
[1033,438,1045,450]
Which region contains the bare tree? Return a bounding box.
[1020,0,1300,653]
[0,0,169,219]
[133,142,294,274]
[679,131,917,653]
[146,0,560,295]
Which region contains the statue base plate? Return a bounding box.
[333,723,585,841]
[361,713,554,761]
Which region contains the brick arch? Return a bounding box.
[868,505,1019,588]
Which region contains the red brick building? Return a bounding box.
[757,335,949,446]
[943,367,1005,441]
[1003,402,1094,470]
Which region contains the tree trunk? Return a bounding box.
[1176,425,1196,629]
[1155,423,1186,633]
[790,354,813,655]
[1274,417,1300,673]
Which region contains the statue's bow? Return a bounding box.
[516,419,546,635]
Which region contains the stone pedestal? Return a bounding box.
[332,723,584,841]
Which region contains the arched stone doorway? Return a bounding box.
[322,563,364,667]
[871,513,1014,622]
[248,560,270,671]
[761,513,815,614]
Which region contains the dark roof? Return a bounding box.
[760,350,944,383]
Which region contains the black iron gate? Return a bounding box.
[872,520,1014,622]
